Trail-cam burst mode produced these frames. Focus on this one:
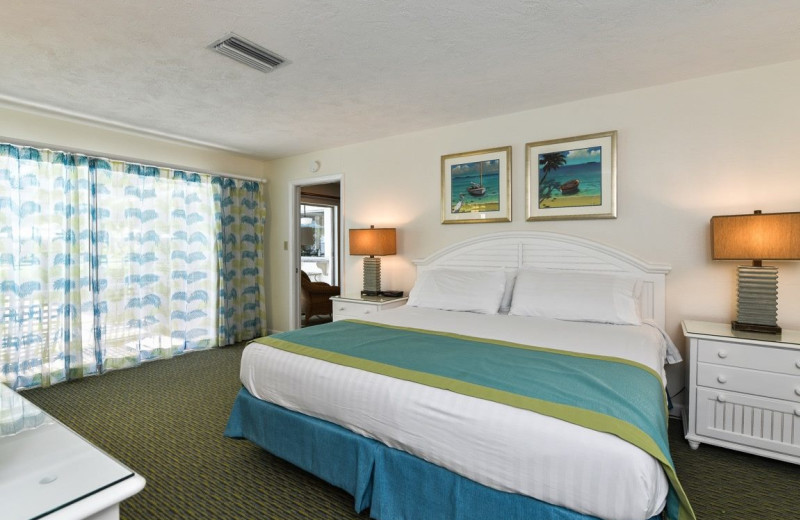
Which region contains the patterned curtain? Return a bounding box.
[214,177,266,345]
[0,143,266,390]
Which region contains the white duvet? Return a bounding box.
[240,307,675,520]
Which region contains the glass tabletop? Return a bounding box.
[0,384,136,520]
[683,320,800,347]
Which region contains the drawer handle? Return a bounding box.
[717,350,728,359]
[717,394,726,403]
[717,375,727,384]
[363,309,372,314]
[796,409,800,417]
[796,360,800,369]
[795,387,800,397]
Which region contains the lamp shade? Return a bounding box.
[711,211,800,261]
[349,226,396,257]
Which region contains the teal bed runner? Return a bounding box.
[255,319,694,520]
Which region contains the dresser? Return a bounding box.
[331,295,408,321]
[682,320,800,464]
[0,384,145,519]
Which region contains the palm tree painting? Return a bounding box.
[538,152,567,204]
[526,131,616,221]
[535,145,603,210]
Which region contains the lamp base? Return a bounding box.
[362,256,381,295]
[735,265,780,333]
[731,321,782,335]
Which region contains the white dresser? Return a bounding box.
[682,320,800,464]
[331,295,408,321]
[0,384,146,519]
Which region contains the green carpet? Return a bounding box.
[22,345,367,520]
[20,344,800,520]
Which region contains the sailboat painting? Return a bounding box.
[452,159,497,207]
[441,146,511,224]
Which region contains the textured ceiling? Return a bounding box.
[2,0,800,160]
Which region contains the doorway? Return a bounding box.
[289,176,342,330]
[300,202,337,286]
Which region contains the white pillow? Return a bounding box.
[407,268,507,314]
[509,269,642,325]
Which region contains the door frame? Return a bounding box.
[288,174,343,330]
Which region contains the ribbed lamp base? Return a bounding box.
[362,257,381,296]
[733,265,781,334]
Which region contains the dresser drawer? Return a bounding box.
[333,300,377,319]
[697,339,800,376]
[697,362,800,402]
[332,297,407,321]
[695,387,800,457]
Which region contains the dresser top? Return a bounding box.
[332,295,407,304]
[682,320,800,347]
[1,384,141,519]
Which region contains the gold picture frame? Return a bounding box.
[525,131,617,221]
[441,146,512,224]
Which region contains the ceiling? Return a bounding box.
[2,1,800,160]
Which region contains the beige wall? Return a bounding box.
[268,60,800,396]
[0,104,266,178]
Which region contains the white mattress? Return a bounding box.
[240,307,672,520]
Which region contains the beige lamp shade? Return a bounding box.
[710,210,800,334]
[711,211,800,261]
[349,226,396,257]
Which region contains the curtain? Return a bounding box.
[0,144,266,390]
[215,178,266,345]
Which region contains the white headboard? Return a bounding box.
[412,231,671,328]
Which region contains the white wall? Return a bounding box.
[267,60,800,398]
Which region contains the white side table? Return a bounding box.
[331,295,408,321]
[0,384,146,519]
[682,320,800,464]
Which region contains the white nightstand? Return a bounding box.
[331,295,408,321]
[682,320,800,464]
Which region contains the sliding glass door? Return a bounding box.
[300,204,338,286]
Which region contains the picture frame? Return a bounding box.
[441,146,511,224]
[525,131,617,221]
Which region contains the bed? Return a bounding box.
[226,231,694,520]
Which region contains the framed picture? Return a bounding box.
[441,146,511,224]
[525,131,617,221]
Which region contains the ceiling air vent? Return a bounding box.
[209,33,286,73]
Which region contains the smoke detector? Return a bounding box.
[209,33,286,73]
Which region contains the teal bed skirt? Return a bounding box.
[225,387,660,520]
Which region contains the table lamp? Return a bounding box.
[711,210,800,334]
[349,225,396,296]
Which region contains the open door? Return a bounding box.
[289,176,342,330]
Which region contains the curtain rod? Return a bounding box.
[0,137,268,184]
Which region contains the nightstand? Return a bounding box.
[330,295,408,321]
[682,320,800,464]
